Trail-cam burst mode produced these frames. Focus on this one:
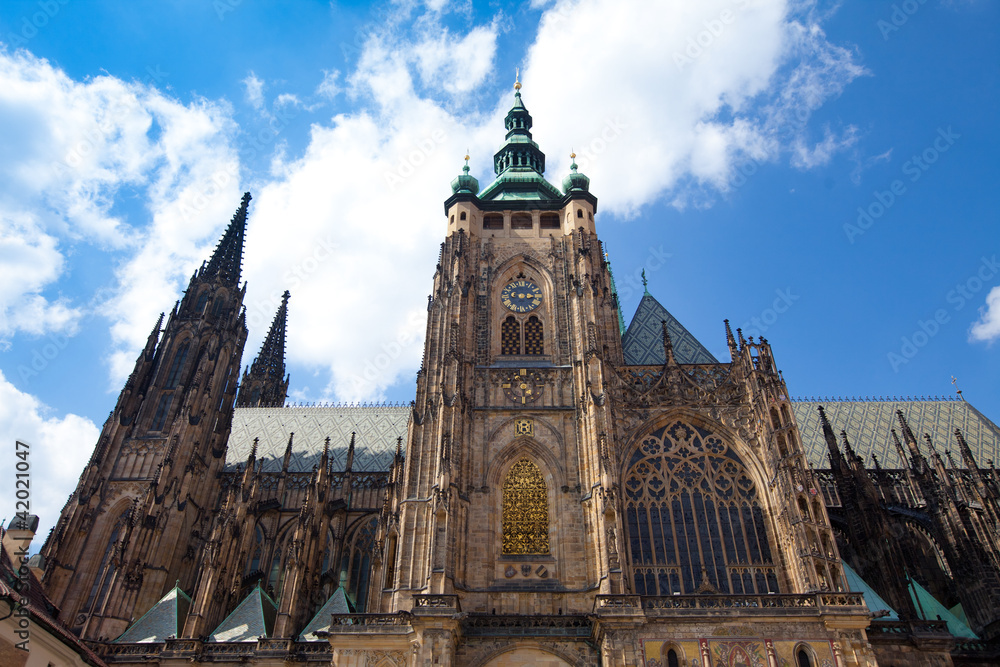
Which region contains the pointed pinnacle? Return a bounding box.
[144,312,165,358]
[202,192,251,285]
[954,428,979,470]
[250,290,290,380]
[345,432,356,472]
[724,319,737,355]
[660,320,676,365]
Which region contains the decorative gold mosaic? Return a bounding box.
[501,459,549,555]
[514,418,533,437]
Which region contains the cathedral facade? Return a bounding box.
[34,86,1000,666]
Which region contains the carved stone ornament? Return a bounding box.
[501,369,544,405]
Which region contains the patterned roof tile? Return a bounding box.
[226,405,410,473]
[622,293,718,365]
[793,399,1000,469]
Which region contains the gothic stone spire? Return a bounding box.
[200,192,251,285]
[236,291,291,408]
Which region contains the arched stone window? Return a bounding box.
[165,341,189,388]
[341,517,377,611]
[150,393,173,432]
[501,459,549,555]
[194,290,209,314]
[623,421,777,595]
[796,645,814,667]
[81,511,129,614]
[524,316,543,355]
[246,525,264,575]
[501,316,521,355]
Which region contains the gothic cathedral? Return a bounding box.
[35,85,1000,666]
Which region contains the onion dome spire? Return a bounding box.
[450,153,479,195]
[201,192,250,285]
[562,151,590,193]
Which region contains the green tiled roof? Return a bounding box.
[621,293,718,365]
[116,584,191,643]
[793,398,1000,469]
[298,586,354,641]
[909,578,978,639]
[842,562,897,619]
[210,586,277,643]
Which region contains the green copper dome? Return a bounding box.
[562,156,590,193]
[451,157,479,195]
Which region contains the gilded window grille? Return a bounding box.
[524,316,544,355]
[501,316,521,355]
[501,459,550,555]
[623,421,778,596]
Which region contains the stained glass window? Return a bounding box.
[623,421,778,595]
[165,341,189,388]
[524,316,543,355]
[501,316,521,355]
[82,511,129,613]
[340,518,377,611]
[150,394,173,431]
[501,459,549,555]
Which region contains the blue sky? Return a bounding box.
[0,0,997,539]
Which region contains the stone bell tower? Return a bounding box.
[370,81,624,626]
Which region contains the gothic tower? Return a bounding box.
[236,290,290,408]
[372,82,616,624]
[41,193,251,640]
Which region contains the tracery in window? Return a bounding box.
[524,316,544,355]
[624,421,777,596]
[165,341,189,388]
[82,511,129,614]
[150,394,173,431]
[501,459,549,555]
[246,525,264,575]
[340,518,377,611]
[501,316,521,355]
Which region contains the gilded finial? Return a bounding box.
[514,67,521,90]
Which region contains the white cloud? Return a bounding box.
[517,0,865,215]
[316,70,341,100]
[0,48,241,385]
[970,286,1000,343]
[0,369,99,548]
[243,71,265,111]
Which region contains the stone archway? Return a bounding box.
[481,647,574,667]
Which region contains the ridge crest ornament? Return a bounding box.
[501,280,542,313]
[501,369,543,404]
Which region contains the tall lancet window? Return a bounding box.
[501,459,549,555]
[165,341,189,388]
[81,511,129,614]
[524,316,544,355]
[501,316,521,355]
[624,421,778,596]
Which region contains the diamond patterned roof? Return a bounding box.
[225,405,410,472]
[622,293,718,365]
[116,585,190,643]
[793,399,1000,469]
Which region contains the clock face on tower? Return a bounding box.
[501,280,542,313]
